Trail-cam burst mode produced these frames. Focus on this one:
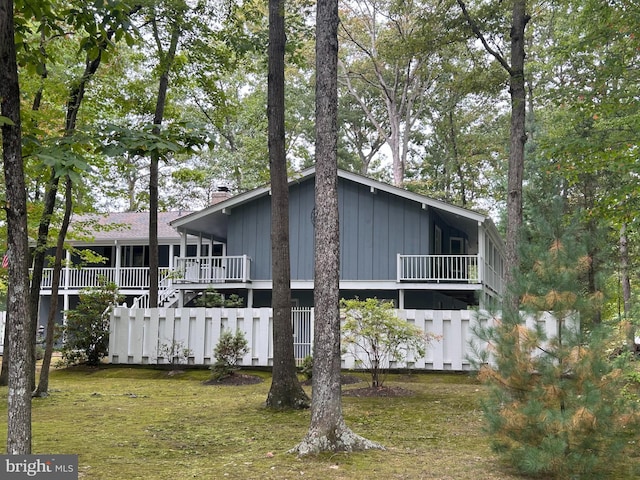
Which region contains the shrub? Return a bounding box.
[60,278,123,366]
[157,340,192,366]
[341,297,439,387]
[300,355,313,381]
[210,329,250,380]
[195,288,244,307]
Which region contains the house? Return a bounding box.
[35,211,197,327]
[168,167,505,310]
[35,167,505,329]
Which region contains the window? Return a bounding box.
[434,226,442,254]
[450,237,464,255]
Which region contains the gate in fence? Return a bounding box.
[292,307,313,364]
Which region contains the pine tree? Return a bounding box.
[473,200,639,478]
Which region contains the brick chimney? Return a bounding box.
[210,185,232,205]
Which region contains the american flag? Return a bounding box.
[2,253,8,268]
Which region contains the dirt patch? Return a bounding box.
[342,385,415,397]
[202,373,264,386]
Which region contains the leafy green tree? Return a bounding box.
[341,298,436,387]
[406,42,508,211]
[532,0,640,327]
[61,279,124,366]
[339,0,452,186]
[10,0,137,390]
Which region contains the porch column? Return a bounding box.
[180,229,187,258]
[398,289,405,309]
[64,249,71,291]
[246,289,253,308]
[477,221,485,286]
[63,291,70,327]
[114,240,121,286]
[168,243,175,270]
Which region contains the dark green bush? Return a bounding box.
[300,355,313,381]
[194,288,244,307]
[209,329,250,380]
[60,278,123,366]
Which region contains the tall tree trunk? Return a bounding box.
[457,0,529,313]
[25,172,59,390]
[24,48,107,390]
[1,0,32,452]
[504,0,528,314]
[291,0,382,454]
[620,223,634,351]
[149,20,180,308]
[34,176,73,397]
[265,0,309,409]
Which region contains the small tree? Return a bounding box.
[210,329,250,380]
[157,340,192,366]
[341,298,438,387]
[60,278,123,366]
[472,204,640,477]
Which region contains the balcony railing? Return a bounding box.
[36,256,251,291]
[39,267,172,289]
[173,256,251,283]
[397,254,480,283]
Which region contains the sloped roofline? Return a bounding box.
[171,166,492,230]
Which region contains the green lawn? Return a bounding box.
[0,366,638,479]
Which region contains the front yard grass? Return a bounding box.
[0,366,638,479]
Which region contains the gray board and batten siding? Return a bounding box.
[225,176,467,283]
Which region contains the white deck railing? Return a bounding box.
[36,255,251,291]
[397,254,479,283]
[174,256,251,283]
[37,254,493,291]
[38,267,172,289]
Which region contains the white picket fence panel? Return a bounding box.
[108,307,573,371]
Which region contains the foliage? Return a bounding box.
[341,297,438,387]
[473,205,640,478]
[60,278,124,366]
[209,329,250,380]
[194,288,244,307]
[157,340,192,366]
[299,355,313,381]
[477,321,639,478]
